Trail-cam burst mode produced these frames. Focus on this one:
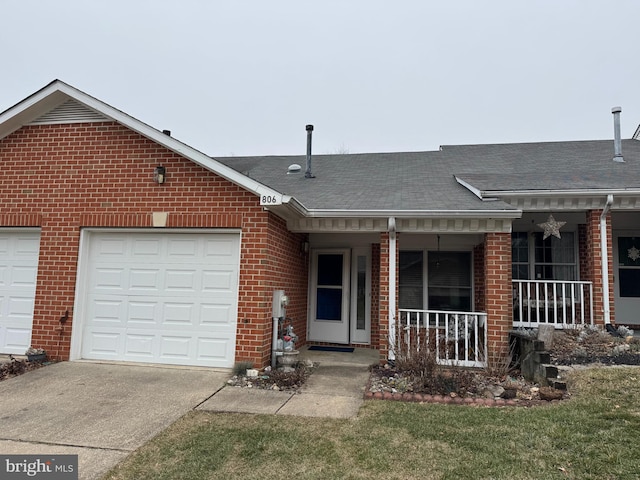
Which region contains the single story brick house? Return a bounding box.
[1,80,639,369]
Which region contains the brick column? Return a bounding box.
[582,210,614,325]
[474,241,486,312]
[484,232,512,364]
[378,232,398,364]
[378,232,390,363]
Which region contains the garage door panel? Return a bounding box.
[159,336,192,360]
[132,238,162,257]
[3,327,32,351]
[95,237,127,256]
[84,330,122,357]
[124,334,156,358]
[204,238,237,261]
[92,268,126,291]
[167,239,198,258]
[90,297,127,325]
[129,269,161,291]
[199,304,233,326]
[81,232,239,367]
[0,231,40,354]
[197,338,231,361]
[128,301,159,324]
[165,269,197,292]
[162,302,196,325]
[202,270,235,292]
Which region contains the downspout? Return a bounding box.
[388,217,397,361]
[600,194,614,324]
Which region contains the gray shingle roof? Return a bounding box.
[216,139,640,212]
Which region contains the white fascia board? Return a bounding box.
[297,208,521,219]
[0,80,284,202]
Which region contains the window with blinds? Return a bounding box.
[399,250,472,311]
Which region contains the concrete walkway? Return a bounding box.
[198,346,379,418]
[0,348,377,479]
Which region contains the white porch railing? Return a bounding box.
[513,280,593,328]
[396,309,488,368]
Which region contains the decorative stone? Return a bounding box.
[613,343,631,355]
[502,388,517,399]
[482,385,504,398]
[539,387,563,401]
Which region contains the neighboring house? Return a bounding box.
[0,80,638,369]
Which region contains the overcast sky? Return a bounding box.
[2,1,638,157]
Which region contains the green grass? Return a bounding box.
[103,367,640,480]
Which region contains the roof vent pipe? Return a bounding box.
[305,124,315,178]
[612,107,624,162]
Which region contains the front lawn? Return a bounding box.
[103,367,640,480]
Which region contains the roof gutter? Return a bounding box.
[600,194,614,324]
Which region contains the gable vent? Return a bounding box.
[29,99,109,125]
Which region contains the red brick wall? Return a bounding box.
[0,121,299,366]
[259,214,309,366]
[474,241,486,312]
[582,210,614,325]
[371,243,380,349]
[483,233,512,363]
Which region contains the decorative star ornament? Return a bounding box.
[537,214,566,240]
[628,245,640,262]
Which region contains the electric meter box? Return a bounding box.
[272,290,288,318]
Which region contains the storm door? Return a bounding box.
[308,250,351,344]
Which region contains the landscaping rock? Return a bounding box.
[539,386,564,401]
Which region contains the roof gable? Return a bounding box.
[0,80,282,202]
[29,98,109,125]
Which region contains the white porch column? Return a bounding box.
[600,194,613,324]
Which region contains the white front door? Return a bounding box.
[308,249,351,344]
[0,230,40,354]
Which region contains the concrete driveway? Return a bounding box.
[0,361,229,479]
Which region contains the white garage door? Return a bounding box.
[80,231,240,368]
[0,230,40,355]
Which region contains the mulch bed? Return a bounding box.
[0,356,49,382]
[366,328,640,407]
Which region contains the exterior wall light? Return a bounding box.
[154,165,166,184]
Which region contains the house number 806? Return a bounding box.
[260,195,282,205]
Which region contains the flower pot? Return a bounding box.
[27,353,47,363]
